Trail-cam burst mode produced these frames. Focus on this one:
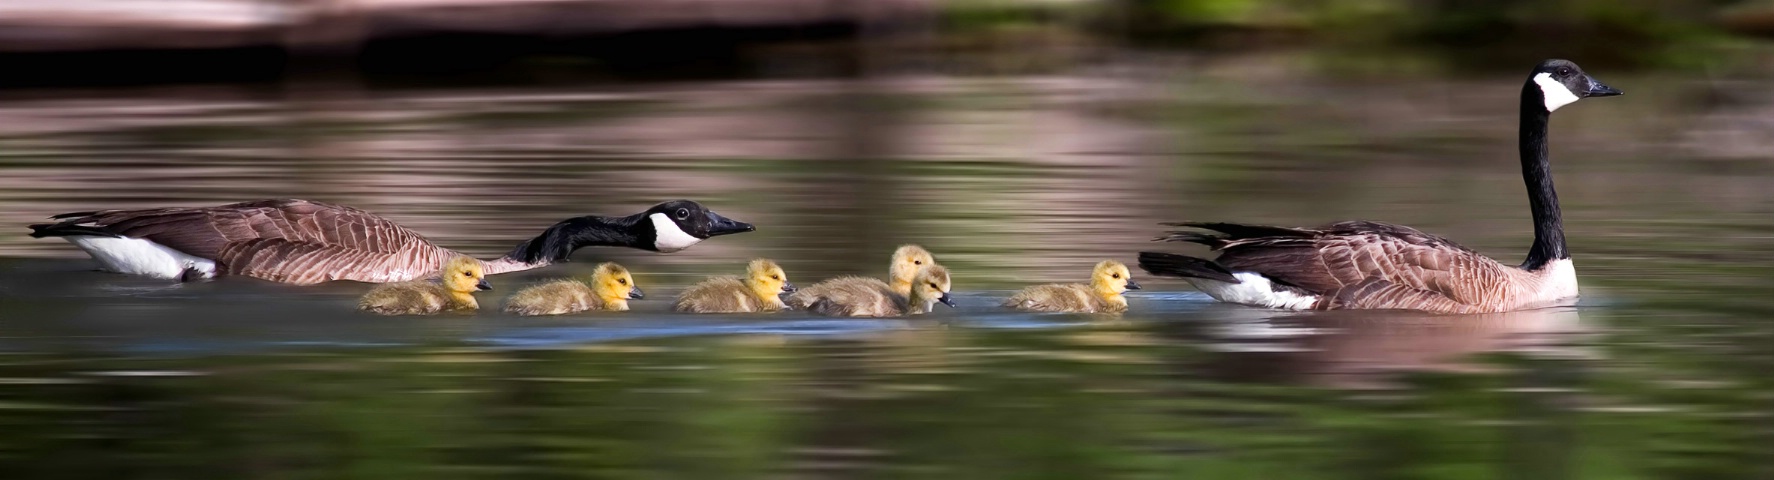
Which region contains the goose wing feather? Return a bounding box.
[40,199,448,283]
[1164,221,1513,309]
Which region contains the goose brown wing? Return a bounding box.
[41,199,444,283]
[1167,221,1512,307]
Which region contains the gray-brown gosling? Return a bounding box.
[796,264,954,317]
[785,244,937,310]
[1002,260,1141,314]
[673,259,797,313]
[503,262,642,316]
[358,255,490,315]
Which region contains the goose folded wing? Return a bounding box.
[1212,224,1510,308]
[216,238,439,285]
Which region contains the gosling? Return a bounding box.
[786,244,937,309]
[1003,260,1141,314]
[673,259,797,313]
[503,262,642,316]
[359,255,491,315]
[798,265,954,317]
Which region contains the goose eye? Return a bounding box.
[675,208,690,220]
[1558,67,1570,76]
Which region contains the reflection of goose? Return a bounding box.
[1139,59,1622,314]
[28,199,753,285]
[1199,308,1588,389]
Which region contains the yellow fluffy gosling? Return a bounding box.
[358,255,490,315]
[673,259,797,313]
[786,244,937,310]
[1003,260,1141,313]
[503,262,642,316]
[797,265,954,317]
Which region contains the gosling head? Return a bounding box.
[442,255,491,294]
[910,264,955,314]
[642,200,756,253]
[591,262,643,306]
[889,244,938,289]
[1528,59,1621,114]
[1089,260,1139,296]
[745,258,795,299]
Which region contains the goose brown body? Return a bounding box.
[503,263,640,316]
[359,255,489,316]
[1145,222,1577,314]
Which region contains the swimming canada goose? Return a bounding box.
[783,244,937,309]
[358,255,491,315]
[1003,260,1142,313]
[673,259,797,313]
[27,198,753,285]
[503,262,642,316]
[792,264,954,317]
[1139,59,1621,314]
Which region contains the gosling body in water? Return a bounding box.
[674,259,797,313]
[795,265,954,317]
[504,262,642,316]
[785,244,936,312]
[1003,260,1141,313]
[359,255,491,315]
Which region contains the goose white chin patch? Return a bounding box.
[649,213,703,253]
[1534,73,1581,112]
[1186,272,1319,310]
[66,236,216,280]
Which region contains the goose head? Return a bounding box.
[1529,59,1622,113]
[1089,260,1140,296]
[591,262,643,308]
[910,264,955,313]
[442,255,491,293]
[889,244,938,294]
[745,258,795,300]
[642,200,755,253]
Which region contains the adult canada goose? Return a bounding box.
[673,259,797,313]
[796,265,954,317]
[27,198,754,285]
[358,255,491,315]
[503,262,642,316]
[1003,260,1141,314]
[1139,59,1621,314]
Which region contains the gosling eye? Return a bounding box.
[913,260,923,265]
[928,282,939,289]
[1112,273,1121,279]
[675,208,690,220]
[618,278,629,285]
[771,275,780,280]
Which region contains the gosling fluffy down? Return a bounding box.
[785,244,937,311]
[793,265,954,317]
[359,255,491,315]
[673,259,796,313]
[1003,260,1141,313]
[503,262,642,316]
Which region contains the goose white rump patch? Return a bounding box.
[648,213,703,253]
[1186,272,1319,310]
[66,236,216,280]
[1534,73,1581,112]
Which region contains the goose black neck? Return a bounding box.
[1520,85,1566,271]
[503,214,646,265]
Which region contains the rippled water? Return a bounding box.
[2,53,1772,477]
